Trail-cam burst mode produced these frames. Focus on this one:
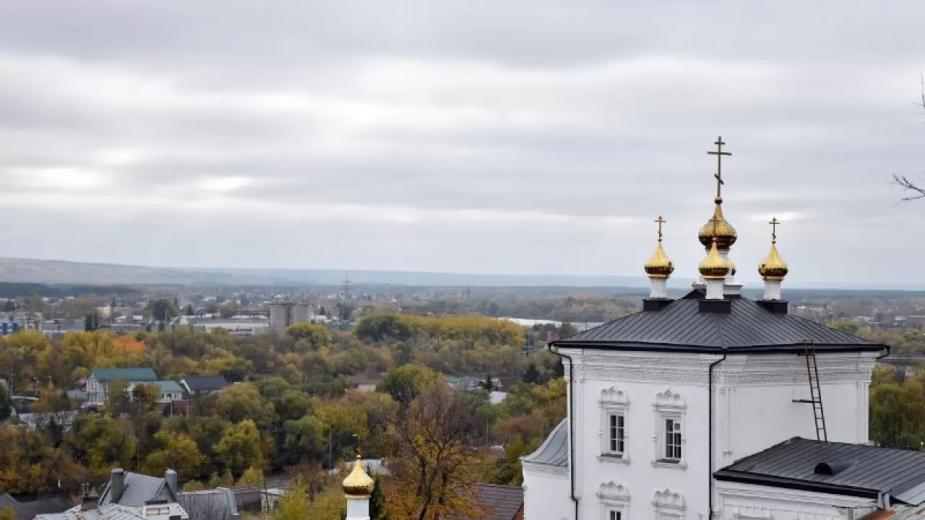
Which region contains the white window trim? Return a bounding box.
[652,388,687,469]
[597,481,630,520]
[599,386,630,462]
[652,488,686,520]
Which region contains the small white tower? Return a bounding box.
[758,217,789,301]
[644,215,674,299]
[343,455,375,520]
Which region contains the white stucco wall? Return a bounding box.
[538,348,879,520]
[523,466,572,520]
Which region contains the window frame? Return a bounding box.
[599,386,630,462]
[652,388,687,468]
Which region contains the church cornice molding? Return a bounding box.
[563,350,877,386]
[521,461,568,478]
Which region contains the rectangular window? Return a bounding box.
[664,418,682,461]
[609,509,622,520]
[607,413,625,455]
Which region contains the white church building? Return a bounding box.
[522,138,925,520]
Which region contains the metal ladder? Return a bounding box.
[792,340,828,441]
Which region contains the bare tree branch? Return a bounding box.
[894,174,925,201]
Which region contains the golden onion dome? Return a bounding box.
[698,202,737,250]
[342,456,374,497]
[698,239,732,280]
[758,242,789,280]
[644,241,674,279]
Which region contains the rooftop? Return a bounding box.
[556,291,885,354]
[89,368,157,382]
[714,437,925,505]
[521,419,568,468]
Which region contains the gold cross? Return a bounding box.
[769,217,780,242]
[654,215,666,241]
[707,136,731,200]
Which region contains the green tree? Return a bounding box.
[149,299,179,322]
[281,415,326,466]
[0,383,10,421]
[215,420,264,477]
[0,506,14,520]
[273,477,311,520]
[237,466,264,487]
[286,323,331,349]
[65,414,136,478]
[213,383,274,429]
[142,431,204,481]
[377,364,443,404]
[870,377,925,449]
[370,478,388,520]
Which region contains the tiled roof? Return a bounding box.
[557,292,884,353]
[521,419,568,468]
[473,484,523,520]
[89,368,157,382]
[715,437,925,505]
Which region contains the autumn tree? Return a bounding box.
[213,383,275,429]
[142,431,204,481]
[273,477,311,520]
[215,419,264,477]
[377,364,444,404]
[385,384,489,520]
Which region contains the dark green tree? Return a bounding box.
[0,383,10,421]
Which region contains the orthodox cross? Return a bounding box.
[769,217,780,243]
[654,215,666,241]
[707,136,731,200]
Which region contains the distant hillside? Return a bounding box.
[0,256,921,292]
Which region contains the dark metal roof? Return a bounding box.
[473,484,524,520]
[521,419,568,468]
[556,292,884,353]
[181,375,228,392]
[714,437,925,504]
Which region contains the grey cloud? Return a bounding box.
[0,1,922,284]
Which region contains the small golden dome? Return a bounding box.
[644,242,674,279]
[342,456,374,497]
[698,239,732,280]
[758,243,789,280]
[698,202,737,250]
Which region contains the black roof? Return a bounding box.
[181,375,228,392]
[714,437,925,505]
[555,291,885,354]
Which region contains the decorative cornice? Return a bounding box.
[560,349,877,387]
[521,460,568,478]
[654,388,685,410]
[653,488,686,511]
[600,385,629,405]
[597,481,630,503]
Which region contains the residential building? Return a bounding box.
[86,368,157,404]
[36,468,239,520]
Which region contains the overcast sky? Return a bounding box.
[0,1,923,286]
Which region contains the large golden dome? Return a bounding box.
[698,239,732,280]
[644,242,674,279]
[342,456,374,498]
[698,202,737,250]
[758,243,789,280]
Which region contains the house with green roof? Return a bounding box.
[86,367,157,404]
